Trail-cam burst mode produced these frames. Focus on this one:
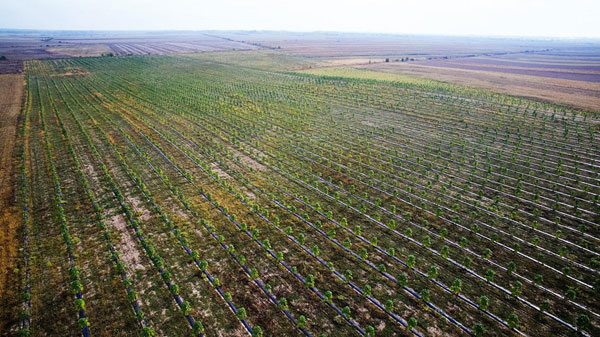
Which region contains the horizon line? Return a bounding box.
[2,28,600,42]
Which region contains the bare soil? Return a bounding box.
[415,59,600,83]
[108,212,146,271]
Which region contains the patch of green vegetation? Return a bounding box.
[297,66,437,85]
[183,50,318,71]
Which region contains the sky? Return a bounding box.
[2,0,600,38]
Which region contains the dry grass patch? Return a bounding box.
[47,44,112,57]
[0,73,25,332]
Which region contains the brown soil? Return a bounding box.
[231,148,266,172]
[0,73,25,334]
[210,162,232,180]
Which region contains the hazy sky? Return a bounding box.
[3,0,600,38]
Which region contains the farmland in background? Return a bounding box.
[207,32,600,112]
[2,30,599,112]
[361,48,600,113]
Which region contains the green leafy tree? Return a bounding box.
[387,247,395,257]
[385,299,394,312]
[363,284,372,297]
[312,245,320,257]
[78,318,90,329]
[324,290,333,303]
[440,228,448,240]
[237,307,247,320]
[344,269,353,283]
[142,327,157,337]
[507,313,519,329]
[297,315,307,328]
[342,306,351,318]
[193,322,204,334]
[451,279,462,294]
[565,288,576,301]
[428,265,438,280]
[306,274,315,288]
[462,257,472,269]
[407,317,418,330]
[407,255,416,269]
[576,314,590,332]
[507,261,516,275]
[441,245,449,259]
[397,272,408,287]
[511,280,522,297]
[279,297,288,310]
[460,236,468,249]
[76,298,86,311]
[472,323,485,337]
[422,235,431,248]
[181,301,192,316]
[360,248,368,261]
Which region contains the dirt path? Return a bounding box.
[0,73,25,334]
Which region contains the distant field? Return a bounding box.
[298,66,440,86]
[105,35,256,56]
[47,45,112,57]
[414,52,600,83]
[2,31,599,113]
[204,33,600,112]
[336,49,600,112]
[363,62,600,113]
[185,50,319,71]
[215,31,558,58]
[0,30,260,68]
[0,60,23,75]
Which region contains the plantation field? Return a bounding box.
[297,67,448,86]
[3,54,600,337]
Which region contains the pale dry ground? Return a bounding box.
[420,61,600,75]
[47,44,112,57]
[0,73,25,333]
[365,62,600,113]
[319,58,385,67]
